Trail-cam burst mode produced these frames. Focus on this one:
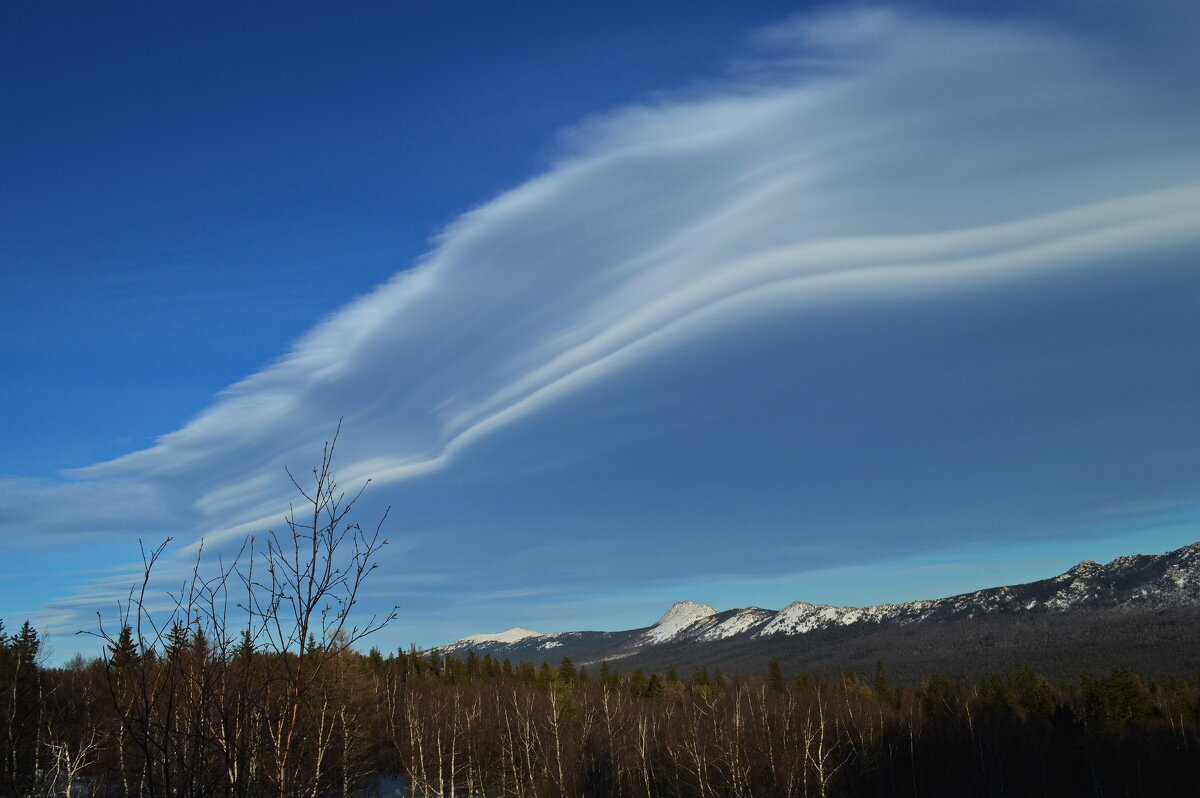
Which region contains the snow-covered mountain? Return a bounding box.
[438,627,544,652]
[637,601,717,645]
[433,541,1200,670]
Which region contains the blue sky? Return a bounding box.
[2,0,1199,657]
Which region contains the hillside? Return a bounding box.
[435,541,1200,681]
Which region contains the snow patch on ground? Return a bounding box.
[695,608,774,642]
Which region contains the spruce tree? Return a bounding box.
[13,620,38,669]
[109,624,140,671]
[367,646,384,677]
[767,661,786,693]
[235,629,255,664]
[629,668,648,698]
[165,621,189,661]
[558,657,577,685]
[599,660,615,689]
[873,661,897,707]
[466,649,480,680]
[191,627,211,663]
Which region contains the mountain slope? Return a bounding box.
[433,541,1200,679]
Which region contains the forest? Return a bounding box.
[0,620,1198,798]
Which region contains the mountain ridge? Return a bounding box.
[433,541,1200,678]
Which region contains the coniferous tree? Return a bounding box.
[235,629,255,663]
[873,661,899,707]
[558,657,577,686]
[466,649,480,679]
[629,668,648,698]
[767,661,786,694]
[108,624,139,672]
[164,621,189,661]
[13,620,39,668]
[599,661,620,690]
[537,662,554,684]
[190,627,211,663]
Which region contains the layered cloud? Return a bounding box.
[9,5,1200,643]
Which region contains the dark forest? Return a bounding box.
[1,621,1198,797]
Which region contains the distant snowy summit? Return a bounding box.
[440,627,544,652]
[638,601,717,645]
[434,541,1200,660]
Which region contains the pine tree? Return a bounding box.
[873,661,898,707]
[466,649,480,680]
[13,620,38,670]
[109,624,140,671]
[599,661,619,690]
[1107,667,1153,722]
[920,671,959,719]
[165,621,189,661]
[366,646,384,677]
[629,668,648,698]
[191,627,211,663]
[558,657,577,686]
[235,629,255,663]
[767,661,786,694]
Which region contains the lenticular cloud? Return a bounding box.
[17,6,1200,633]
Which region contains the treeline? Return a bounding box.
[3,618,1199,798]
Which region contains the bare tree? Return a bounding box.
[90,423,396,798]
[242,424,396,798]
